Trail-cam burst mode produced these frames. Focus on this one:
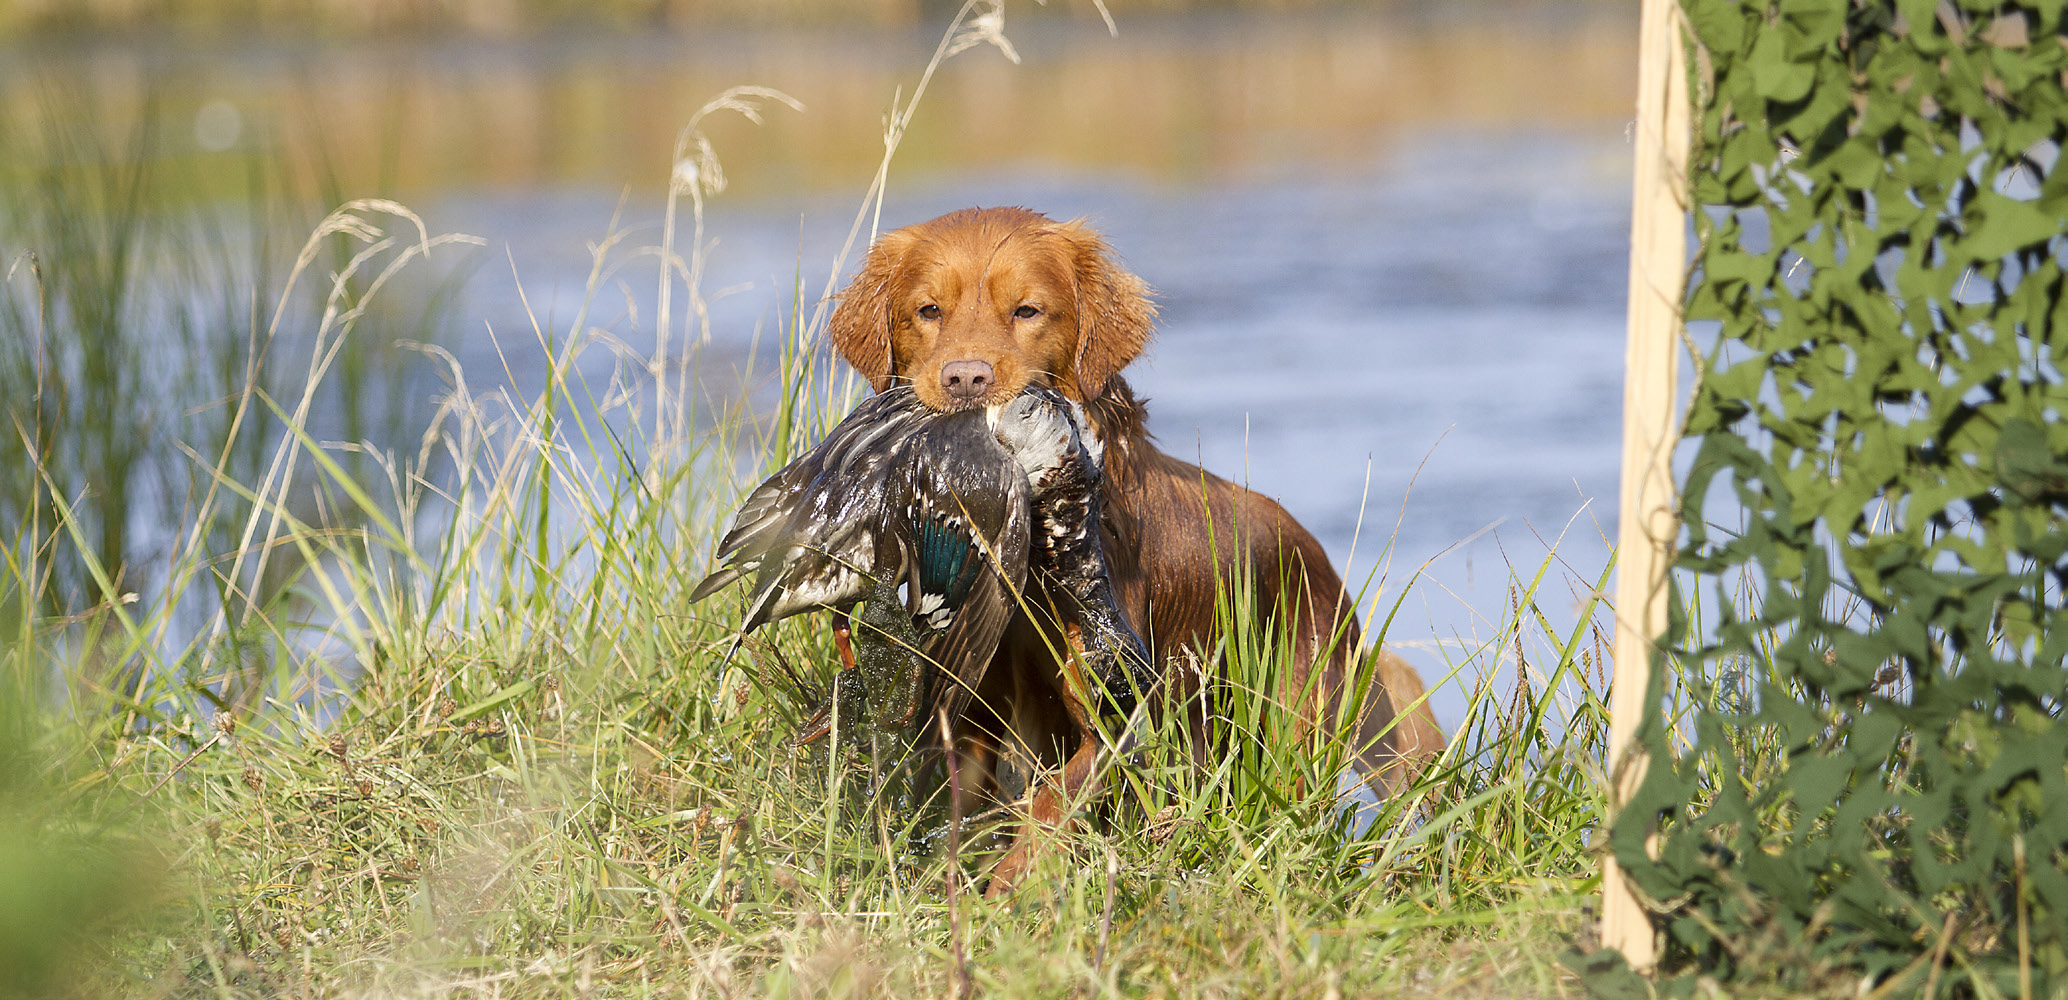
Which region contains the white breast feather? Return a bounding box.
[1069,400,1104,469]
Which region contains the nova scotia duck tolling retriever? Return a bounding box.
[827,206,1443,893]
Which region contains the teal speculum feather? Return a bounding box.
[913,512,978,630]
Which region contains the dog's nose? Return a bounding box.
[940,360,994,404]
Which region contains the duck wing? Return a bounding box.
[895,412,1034,725]
[690,387,934,622]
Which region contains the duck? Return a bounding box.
[691,384,1151,740]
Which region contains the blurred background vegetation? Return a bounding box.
[0,5,1635,209]
[1,0,1622,35]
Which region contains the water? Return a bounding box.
[11,9,1640,728]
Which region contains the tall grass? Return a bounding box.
[0,84,470,665]
[0,6,1648,998]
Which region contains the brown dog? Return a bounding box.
[827,206,1440,890]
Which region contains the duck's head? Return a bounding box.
[988,386,1090,480]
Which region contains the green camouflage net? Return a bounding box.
[1604,0,2068,993]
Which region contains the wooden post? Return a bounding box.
[1604,0,1692,973]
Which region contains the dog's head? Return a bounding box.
[828,207,1156,412]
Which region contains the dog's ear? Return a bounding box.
[828,230,916,392]
[1061,222,1156,402]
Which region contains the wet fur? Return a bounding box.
[828,207,1442,892]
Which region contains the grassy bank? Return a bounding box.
[1,182,1617,997]
[2,391,1615,1000]
[2,11,1628,1000]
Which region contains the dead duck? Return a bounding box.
[690,384,1151,744]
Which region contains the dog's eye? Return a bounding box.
[1013,304,1040,320]
[918,304,941,320]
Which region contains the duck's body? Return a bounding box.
[990,390,1154,720]
[692,385,1149,735]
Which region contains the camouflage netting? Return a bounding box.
[1597,1,2068,994]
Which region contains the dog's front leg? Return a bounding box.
[985,733,1103,898]
[983,622,1134,898]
